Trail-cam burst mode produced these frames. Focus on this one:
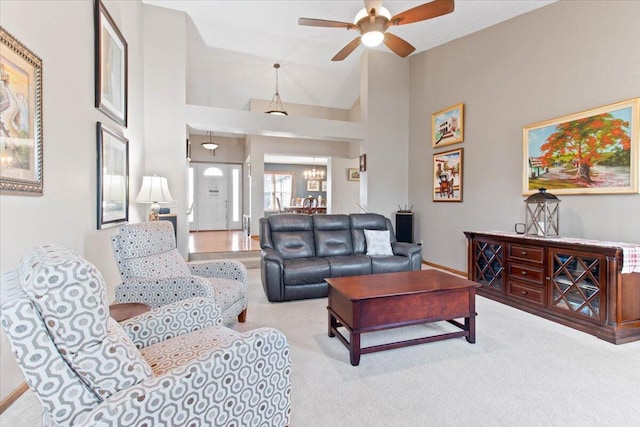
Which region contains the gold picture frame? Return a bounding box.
[432,103,464,148]
[0,27,44,196]
[348,168,360,181]
[433,148,463,202]
[523,98,639,195]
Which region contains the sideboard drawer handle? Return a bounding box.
[521,251,527,255]
[521,271,527,275]
[521,291,528,295]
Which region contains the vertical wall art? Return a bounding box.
[433,148,463,202]
[97,122,129,229]
[0,27,43,196]
[432,103,464,148]
[523,98,639,195]
[94,0,128,127]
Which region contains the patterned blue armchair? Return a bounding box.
[0,245,291,427]
[111,222,248,325]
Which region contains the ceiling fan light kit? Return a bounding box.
[298,0,455,61]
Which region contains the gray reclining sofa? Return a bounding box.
[259,213,423,302]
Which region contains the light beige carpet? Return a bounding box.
[3,268,640,426]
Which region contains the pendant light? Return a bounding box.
[265,63,288,116]
[201,131,219,151]
[303,158,325,180]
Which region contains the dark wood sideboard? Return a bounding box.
[464,231,640,344]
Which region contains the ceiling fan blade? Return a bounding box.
[364,0,382,15]
[383,33,415,58]
[298,17,357,30]
[332,37,361,61]
[389,0,454,26]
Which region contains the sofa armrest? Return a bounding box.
[261,248,284,264]
[119,298,223,348]
[392,242,422,257]
[261,249,285,302]
[115,276,216,309]
[74,328,291,427]
[187,259,247,283]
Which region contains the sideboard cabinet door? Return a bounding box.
[470,237,505,294]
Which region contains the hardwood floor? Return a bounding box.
[189,230,260,254]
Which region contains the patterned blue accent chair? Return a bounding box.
[111,221,248,325]
[0,245,291,427]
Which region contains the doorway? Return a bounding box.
[189,163,242,231]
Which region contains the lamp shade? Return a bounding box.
[136,176,174,204]
[103,174,126,202]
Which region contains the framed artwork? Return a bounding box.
[433,148,463,202]
[348,168,360,181]
[359,154,366,172]
[97,122,129,229]
[432,103,464,147]
[0,27,43,196]
[94,0,128,127]
[523,98,639,195]
[307,180,320,192]
[321,180,327,192]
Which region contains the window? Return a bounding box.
[264,172,293,211]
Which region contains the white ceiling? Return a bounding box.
[144,1,556,110]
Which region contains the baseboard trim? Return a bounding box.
[422,260,466,278]
[0,382,28,415]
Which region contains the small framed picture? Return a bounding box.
[307,180,320,191]
[359,154,367,172]
[432,103,464,147]
[322,180,328,192]
[433,148,463,202]
[348,168,360,181]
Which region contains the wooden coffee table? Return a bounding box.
[326,270,479,366]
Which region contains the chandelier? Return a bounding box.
[303,159,324,180]
[265,63,287,116]
[201,131,219,151]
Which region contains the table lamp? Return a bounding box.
[135,175,174,221]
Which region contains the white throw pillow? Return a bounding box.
[364,229,393,256]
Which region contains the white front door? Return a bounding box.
[189,163,242,231]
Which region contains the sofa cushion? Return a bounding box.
[325,255,372,277]
[314,215,353,257]
[371,255,411,274]
[270,215,316,259]
[350,213,390,254]
[283,258,330,286]
[364,229,393,256]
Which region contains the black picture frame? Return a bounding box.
[94,0,128,127]
[97,122,129,229]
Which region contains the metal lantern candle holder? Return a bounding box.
[525,188,560,238]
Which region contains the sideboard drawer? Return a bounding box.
[508,263,544,285]
[507,281,544,305]
[509,244,544,264]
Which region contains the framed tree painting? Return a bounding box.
[523,98,639,195]
[97,122,129,229]
[94,0,128,126]
[0,27,44,196]
[433,148,463,202]
[432,103,464,147]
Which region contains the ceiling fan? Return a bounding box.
[298,0,454,61]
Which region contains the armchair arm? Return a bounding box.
[392,242,422,257]
[119,297,223,348]
[74,328,291,427]
[115,276,216,309]
[188,259,247,283]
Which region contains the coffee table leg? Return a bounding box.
[328,311,336,337]
[465,314,476,343]
[350,331,361,366]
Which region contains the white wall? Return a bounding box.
[409,0,640,272]
[0,0,146,401]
